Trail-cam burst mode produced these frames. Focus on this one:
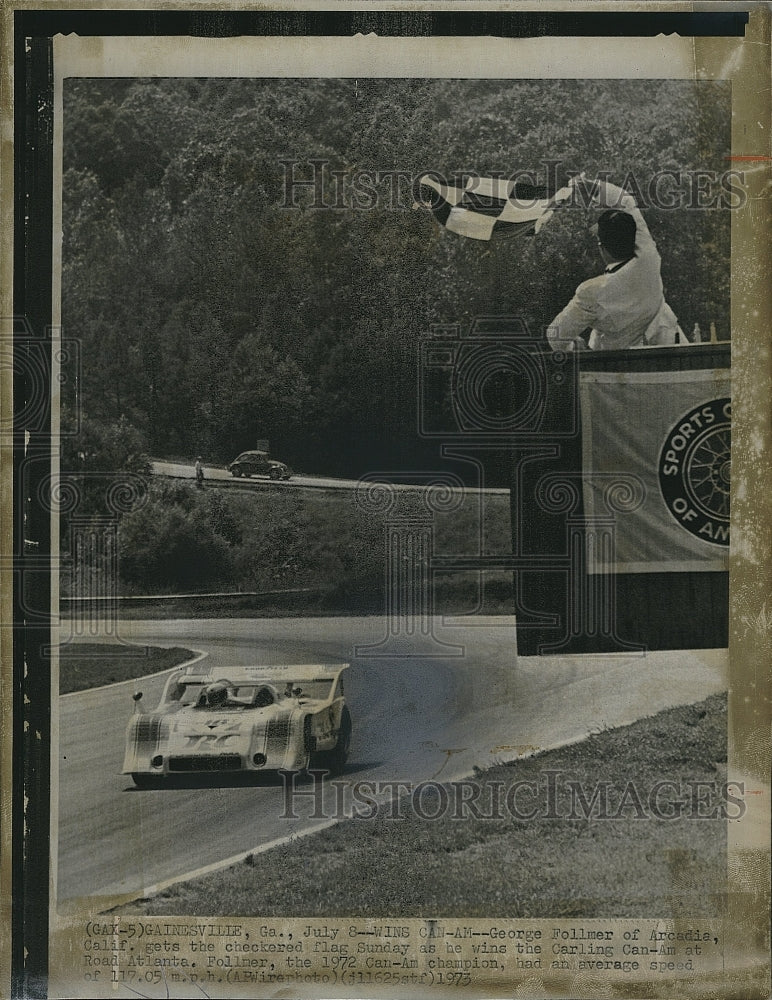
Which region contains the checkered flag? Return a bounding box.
[415,173,565,242]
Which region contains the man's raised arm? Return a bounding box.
[589,178,658,259]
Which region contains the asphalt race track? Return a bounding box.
[56,617,727,906]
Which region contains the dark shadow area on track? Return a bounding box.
[121,764,374,791]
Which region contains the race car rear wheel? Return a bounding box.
[311,707,351,776]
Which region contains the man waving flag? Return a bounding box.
[415,173,573,242]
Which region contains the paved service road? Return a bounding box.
[152,460,509,494]
[56,617,726,906]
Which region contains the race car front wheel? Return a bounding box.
[131,773,162,789]
[310,707,352,777]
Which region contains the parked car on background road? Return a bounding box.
[228,450,292,480]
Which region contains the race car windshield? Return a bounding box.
[187,684,266,708]
[170,678,334,706]
[177,683,205,706]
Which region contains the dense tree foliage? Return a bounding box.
[107,480,511,600]
[63,78,731,478]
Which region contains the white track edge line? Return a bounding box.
[100,818,341,904]
[60,649,209,699]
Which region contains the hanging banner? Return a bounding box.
[580,368,731,572]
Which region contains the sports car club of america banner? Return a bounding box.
[579,369,731,573]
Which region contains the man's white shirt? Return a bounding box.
[546,191,679,351]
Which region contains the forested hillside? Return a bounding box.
[62,77,731,477]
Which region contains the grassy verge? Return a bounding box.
[58,643,195,694]
[116,693,728,918]
[61,479,514,600]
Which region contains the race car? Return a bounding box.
[123,662,351,787]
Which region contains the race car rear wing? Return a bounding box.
[179,662,349,686]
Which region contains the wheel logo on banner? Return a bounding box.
[658,397,731,546]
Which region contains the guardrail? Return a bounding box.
[60,587,320,605]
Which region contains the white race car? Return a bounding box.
[123,663,351,787]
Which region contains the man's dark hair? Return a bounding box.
[597,209,636,260]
